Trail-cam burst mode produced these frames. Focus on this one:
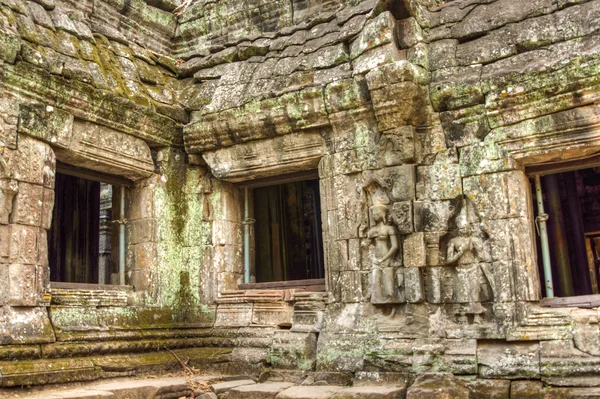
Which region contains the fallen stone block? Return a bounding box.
[332,386,406,399]
[276,386,345,399]
[229,382,295,399]
[211,379,256,394]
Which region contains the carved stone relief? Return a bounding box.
[440,197,494,325]
[0,152,18,225]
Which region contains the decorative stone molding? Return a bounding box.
[53,120,155,181]
[202,131,329,182]
[50,288,129,307]
[488,104,600,164]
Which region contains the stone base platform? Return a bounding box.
[4,372,600,399]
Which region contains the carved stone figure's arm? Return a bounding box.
[362,228,375,248]
[446,241,464,265]
[0,154,9,178]
[378,231,398,263]
[473,237,492,262]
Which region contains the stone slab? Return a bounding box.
[276,386,345,399]
[211,379,256,394]
[332,386,406,399]
[229,382,296,399]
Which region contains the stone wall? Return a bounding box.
[1,0,600,395]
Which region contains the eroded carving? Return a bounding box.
[361,178,402,305]
[442,197,493,324]
[0,152,18,225]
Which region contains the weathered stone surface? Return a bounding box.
[406,373,469,399]
[332,386,406,399]
[229,382,295,399]
[276,386,345,399]
[465,379,511,399]
[211,379,256,394]
[350,12,396,60]
[478,341,541,379]
[54,120,154,180]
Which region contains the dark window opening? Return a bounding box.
[49,170,124,285]
[530,167,600,300]
[253,179,324,283]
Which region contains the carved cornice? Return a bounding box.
[487,103,600,164]
[1,62,183,147]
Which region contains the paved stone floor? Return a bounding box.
[0,374,407,399]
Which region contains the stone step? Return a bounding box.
[228,384,406,399]
[11,375,220,399]
[11,378,407,399]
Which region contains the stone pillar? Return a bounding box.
[98,183,112,285]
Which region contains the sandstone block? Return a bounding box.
[478,341,540,379]
[404,267,424,303]
[305,45,348,71]
[465,379,511,399]
[14,135,55,188]
[380,131,416,167]
[441,105,490,149]
[450,0,554,39]
[276,386,344,399]
[214,303,253,327]
[0,225,8,259]
[324,78,370,114]
[211,379,256,394]
[41,187,54,230]
[8,224,38,264]
[229,382,295,399]
[352,43,406,76]
[429,39,458,70]
[269,331,317,370]
[431,65,482,112]
[54,120,154,181]
[0,263,7,305]
[416,165,462,201]
[350,12,396,60]
[0,305,54,345]
[403,233,426,267]
[0,177,18,224]
[396,17,424,49]
[462,171,529,220]
[406,373,469,399]
[369,81,427,132]
[0,24,21,64]
[7,263,37,306]
[365,60,429,89]
[333,386,406,399]
[392,201,413,234]
[10,182,43,226]
[18,104,74,149]
[510,380,543,399]
[414,200,457,232]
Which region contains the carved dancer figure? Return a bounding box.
[363,204,400,304]
[360,178,403,308]
[445,197,493,324]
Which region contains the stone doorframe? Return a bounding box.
[15,102,156,299]
[200,131,332,296]
[486,104,600,315]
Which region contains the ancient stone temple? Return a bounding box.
[1,0,600,396]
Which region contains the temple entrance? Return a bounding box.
[253,178,324,283]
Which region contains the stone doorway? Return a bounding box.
[253,178,324,284]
